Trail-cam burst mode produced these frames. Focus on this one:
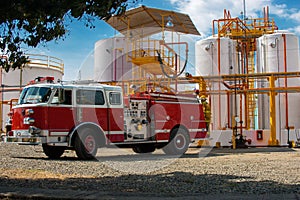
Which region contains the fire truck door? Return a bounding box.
[75,89,108,131]
[48,89,75,135]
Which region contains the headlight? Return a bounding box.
[24,117,35,125]
[28,126,41,135]
[25,109,34,116]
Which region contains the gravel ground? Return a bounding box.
[0,143,300,199]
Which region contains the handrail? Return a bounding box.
[25,54,64,74]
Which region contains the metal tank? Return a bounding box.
[1,54,64,131]
[256,31,300,144]
[94,36,167,83]
[195,36,238,133]
[94,36,133,82]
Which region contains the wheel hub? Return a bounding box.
[175,134,185,149]
[85,135,95,153]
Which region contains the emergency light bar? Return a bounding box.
[28,76,55,85]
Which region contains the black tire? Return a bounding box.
[74,128,98,160]
[132,144,155,153]
[132,146,141,153]
[42,144,65,159]
[163,127,190,155]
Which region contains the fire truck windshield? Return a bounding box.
[18,87,52,104]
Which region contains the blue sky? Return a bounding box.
[27,0,300,80]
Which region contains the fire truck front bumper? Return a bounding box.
[3,128,46,145]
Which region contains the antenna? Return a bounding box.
[243,0,246,20]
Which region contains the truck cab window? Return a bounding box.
[62,90,72,105]
[109,92,121,105]
[51,89,72,105]
[76,90,104,105]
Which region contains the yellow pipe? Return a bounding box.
[268,75,279,146]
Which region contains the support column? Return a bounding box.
[268,75,279,146]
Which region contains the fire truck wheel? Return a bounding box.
[163,127,190,155]
[74,128,98,160]
[42,144,65,159]
[132,144,155,153]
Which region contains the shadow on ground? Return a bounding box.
[0,171,299,199]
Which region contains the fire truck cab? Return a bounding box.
[4,77,208,160]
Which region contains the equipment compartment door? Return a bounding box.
[106,91,124,142]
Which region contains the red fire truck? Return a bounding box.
[4,77,208,160]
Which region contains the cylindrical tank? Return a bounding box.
[256,31,300,143]
[195,36,238,76]
[94,36,166,83]
[1,54,64,131]
[94,36,133,82]
[195,36,239,130]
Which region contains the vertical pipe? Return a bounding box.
[282,34,289,129]
[227,92,230,128]
[240,93,243,134]
[244,46,248,130]
[244,91,248,130]
[269,75,278,146]
[275,38,282,142]
[232,75,238,149]
[217,37,221,129]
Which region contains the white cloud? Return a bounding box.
[289,11,300,23]
[269,3,289,18]
[290,26,300,36]
[169,0,273,36]
[169,0,300,36]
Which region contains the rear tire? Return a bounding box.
[163,127,190,155]
[74,128,98,160]
[42,144,65,159]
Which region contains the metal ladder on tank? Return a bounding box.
[247,50,257,129]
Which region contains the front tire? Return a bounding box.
[74,128,98,160]
[163,127,190,155]
[42,144,65,159]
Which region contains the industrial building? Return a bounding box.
[1,5,300,148]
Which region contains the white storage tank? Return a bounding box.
[256,31,300,144]
[195,36,238,76]
[257,31,300,73]
[94,36,168,83]
[94,36,133,82]
[195,36,239,131]
[0,54,64,131]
